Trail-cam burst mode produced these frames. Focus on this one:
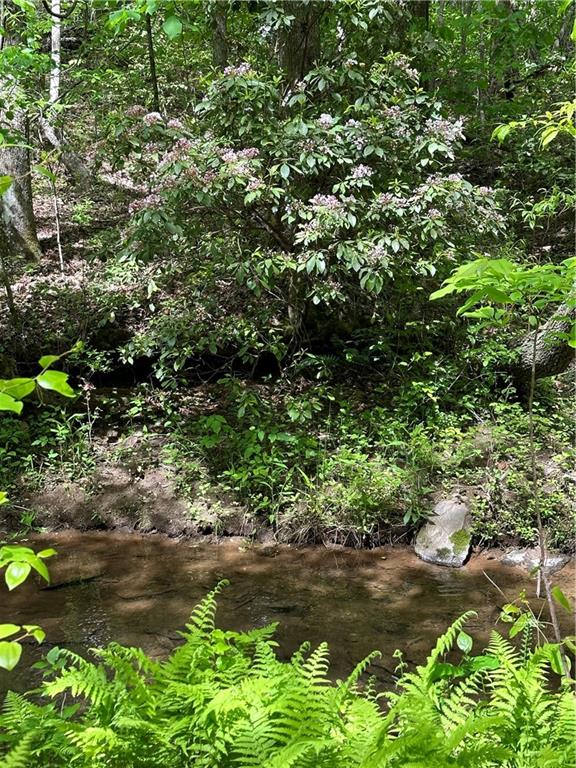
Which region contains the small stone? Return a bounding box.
[414,497,472,567]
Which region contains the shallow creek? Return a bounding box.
[1,531,574,693]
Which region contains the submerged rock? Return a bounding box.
[415,497,472,567]
[501,548,571,574]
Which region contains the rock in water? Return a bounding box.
[415,498,471,567]
[501,548,571,574]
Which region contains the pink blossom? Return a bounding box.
[351,164,373,179]
[318,113,334,128]
[223,62,252,76]
[143,112,164,126]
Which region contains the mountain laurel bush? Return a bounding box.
[0,583,574,767]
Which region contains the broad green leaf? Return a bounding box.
[23,625,46,643]
[457,631,473,654]
[38,354,60,368]
[0,492,7,505]
[36,371,75,398]
[509,613,529,638]
[0,378,35,400]
[429,283,456,301]
[0,393,23,414]
[551,585,572,614]
[37,548,57,559]
[0,641,22,671]
[0,625,21,640]
[549,644,570,676]
[162,15,183,39]
[280,164,290,180]
[541,127,559,147]
[0,175,13,195]
[5,561,31,590]
[467,655,500,671]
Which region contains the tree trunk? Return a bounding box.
[40,0,91,189]
[49,0,61,105]
[211,2,228,69]
[278,1,322,83]
[0,113,41,262]
[512,304,576,385]
[411,0,430,28]
[145,13,160,112]
[0,2,41,262]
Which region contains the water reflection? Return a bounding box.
[1,531,573,693]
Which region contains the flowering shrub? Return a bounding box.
[107,50,505,363]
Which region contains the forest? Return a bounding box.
[0,0,575,765]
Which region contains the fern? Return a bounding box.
[0,589,574,768]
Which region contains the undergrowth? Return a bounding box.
[0,584,574,768]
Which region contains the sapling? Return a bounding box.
[431,256,575,677]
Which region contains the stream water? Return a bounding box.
[1,531,574,693]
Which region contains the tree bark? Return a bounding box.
[211,2,228,69]
[411,0,430,28]
[0,113,41,262]
[0,2,41,262]
[512,303,576,385]
[145,13,161,112]
[49,0,61,105]
[278,1,322,83]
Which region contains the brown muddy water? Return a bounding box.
[1,531,575,693]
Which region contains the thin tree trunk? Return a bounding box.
[278,1,322,83]
[211,1,228,69]
[145,13,160,112]
[437,0,445,27]
[49,0,61,105]
[0,223,20,328]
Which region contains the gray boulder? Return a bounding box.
[415,498,472,567]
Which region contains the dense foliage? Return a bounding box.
[1,585,574,768]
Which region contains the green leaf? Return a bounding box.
[35,165,57,183]
[541,127,559,147]
[23,625,46,644]
[0,378,35,400]
[0,492,7,506]
[551,585,572,614]
[429,283,456,301]
[0,175,13,195]
[36,371,75,398]
[162,15,183,39]
[0,641,22,671]
[0,624,21,640]
[549,644,569,676]
[0,393,23,414]
[38,354,60,368]
[37,548,57,559]
[457,631,473,654]
[280,164,290,180]
[5,562,31,590]
[509,613,529,638]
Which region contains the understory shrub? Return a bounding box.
[1,584,574,768]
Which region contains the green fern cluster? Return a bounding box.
[0,584,574,768]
